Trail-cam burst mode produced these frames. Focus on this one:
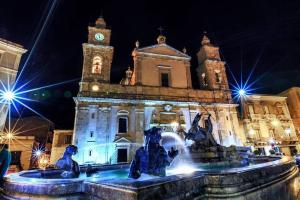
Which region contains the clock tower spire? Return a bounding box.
[79,16,114,93]
[88,16,111,46]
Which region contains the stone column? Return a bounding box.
[185,61,192,89]
[135,108,144,144]
[73,105,89,164]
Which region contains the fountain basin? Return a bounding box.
[1,157,297,200]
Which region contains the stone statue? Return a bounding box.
[185,113,250,165]
[55,145,80,178]
[129,127,178,179]
[184,113,218,148]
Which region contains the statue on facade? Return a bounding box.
[184,113,218,148]
[55,145,80,178]
[128,127,178,179]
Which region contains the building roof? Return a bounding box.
[133,43,191,60]
[279,87,300,95]
[244,94,287,101]
[5,116,54,142]
[0,38,27,53]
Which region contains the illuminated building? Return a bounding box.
[241,94,299,155]
[4,116,54,170]
[50,129,73,164]
[0,38,27,131]
[72,17,244,164]
[280,87,300,137]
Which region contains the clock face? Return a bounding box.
[95,33,105,41]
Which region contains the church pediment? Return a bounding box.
[136,44,190,59]
[114,137,132,143]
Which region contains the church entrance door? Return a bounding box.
[117,148,128,163]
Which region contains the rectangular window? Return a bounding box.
[161,73,169,87]
[91,113,95,119]
[248,105,254,114]
[64,135,72,144]
[264,106,269,114]
[90,131,94,138]
[0,52,17,68]
[118,117,127,133]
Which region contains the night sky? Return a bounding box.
[0,0,300,129]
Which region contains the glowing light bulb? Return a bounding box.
[3,91,15,101]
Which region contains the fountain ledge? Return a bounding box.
[0,157,298,200]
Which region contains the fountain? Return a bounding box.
[0,114,298,200]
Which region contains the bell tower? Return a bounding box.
[196,33,229,90]
[79,16,114,93]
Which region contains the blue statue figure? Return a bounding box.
[184,113,218,147]
[55,145,80,178]
[129,127,178,179]
[0,144,11,187]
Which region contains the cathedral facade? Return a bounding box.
[73,17,244,165]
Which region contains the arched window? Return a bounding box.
[201,73,208,87]
[92,56,102,74]
[214,70,222,84]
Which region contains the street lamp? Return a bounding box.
[1,90,15,102]
[238,89,246,97]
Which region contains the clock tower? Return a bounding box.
[79,16,114,93]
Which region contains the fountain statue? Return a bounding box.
[184,113,250,165]
[184,113,218,148]
[129,127,179,179]
[55,145,80,178]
